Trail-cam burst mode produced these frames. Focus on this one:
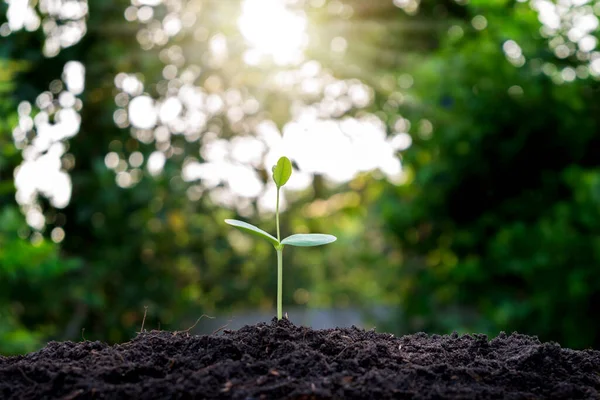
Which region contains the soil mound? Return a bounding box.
[1,318,599,399]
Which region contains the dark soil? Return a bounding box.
[1,318,599,399]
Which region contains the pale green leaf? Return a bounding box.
[224,219,279,247]
[272,156,292,188]
[281,233,337,247]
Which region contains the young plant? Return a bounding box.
[225,156,336,320]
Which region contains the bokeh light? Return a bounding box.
[13,61,85,230]
[7,0,600,232]
[239,0,308,66]
[3,0,88,56]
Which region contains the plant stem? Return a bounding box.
[275,187,283,320]
[276,187,281,242]
[277,248,283,320]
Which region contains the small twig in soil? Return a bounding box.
[212,319,232,335]
[302,326,310,342]
[139,306,148,333]
[173,314,215,336]
[334,345,351,360]
[221,381,233,393]
[81,328,86,342]
[60,389,84,400]
[18,368,36,385]
[193,363,218,376]
[113,350,125,363]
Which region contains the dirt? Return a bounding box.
[1,318,599,399]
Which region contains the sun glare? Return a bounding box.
[238,0,308,66]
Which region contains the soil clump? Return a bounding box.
[1,318,599,399]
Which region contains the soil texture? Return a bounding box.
[1,318,599,399]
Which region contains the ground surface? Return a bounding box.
[1,319,599,399]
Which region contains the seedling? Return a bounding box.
[225,156,336,320]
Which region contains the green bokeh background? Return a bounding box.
[2,0,600,354]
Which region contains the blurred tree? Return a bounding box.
[4,0,599,353]
[1,0,427,347]
[380,1,600,348]
[0,60,81,354]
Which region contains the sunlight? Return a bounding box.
[238,0,307,66]
[107,0,406,217]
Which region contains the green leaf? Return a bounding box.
[272,156,292,188]
[224,219,279,247]
[281,234,337,247]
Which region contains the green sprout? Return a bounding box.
[225,156,337,320]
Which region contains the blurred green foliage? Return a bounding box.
[0,206,81,354]
[0,61,80,354]
[381,1,600,348]
[1,0,600,354]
